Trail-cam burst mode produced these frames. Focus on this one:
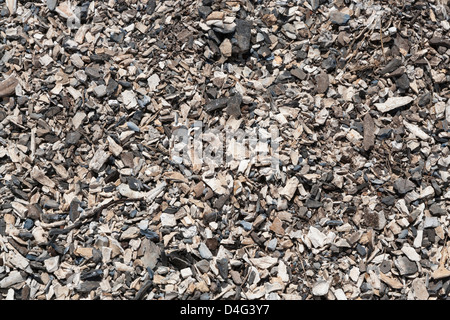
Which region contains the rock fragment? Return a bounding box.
[0,76,18,97]
[374,97,414,113]
[363,113,375,151]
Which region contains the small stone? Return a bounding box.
[225,94,242,118]
[44,256,60,273]
[401,245,421,262]
[424,216,439,229]
[219,38,232,57]
[364,211,386,230]
[310,0,320,11]
[380,260,392,274]
[380,58,402,75]
[411,278,429,300]
[206,238,219,251]
[196,260,210,274]
[0,76,18,97]
[429,37,450,49]
[375,96,414,113]
[270,217,285,235]
[23,219,34,230]
[206,11,224,21]
[27,203,42,220]
[418,92,431,107]
[230,270,243,285]
[31,167,56,188]
[363,113,375,151]
[93,85,107,98]
[216,258,229,279]
[291,68,306,80]
[329,11,350,25]
[312,280,330,296]
[267,238,277,251]
[77,281,100,293]
[322,55,337,72]
[306,199,323,209]
[44,199,60,209]
[74,247,93,259]
[85,66,102,80]
[106,79,118,96]
[315,108,329,125]
[356,244,367,256]
[279,177,299,201]
[70,54,84,68]
[160,213,177,227]
[198,242,213,260]
[315,72,329,94]
[381,195,395,206]
[126,121,140,132]
[403,120,430,140]
[239,220,253,231]
[234,19,252,54]
[204,97,228,113]
[127,177,143,191]
[379,272,403,289]
[198,6,212,19]
[0,271,24,288]
[120,226,140,240]
[250,256,278,269]
[110,32,124,43]
[307,226,328,248]
[32,226,48,245]
[66,131,82,145]
[148,74,160,92]
[333,288,347,300]
[393,178,416,195]
[180,267,193,279]
[429,203,446,216]
[396,74,410,90]
[89,148,110,172]
[394,256,418,275]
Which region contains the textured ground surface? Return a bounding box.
[0,0,450,300]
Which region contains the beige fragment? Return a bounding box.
[31,167,56,188]
[379,272,403,289]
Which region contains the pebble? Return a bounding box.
[375,96,414,113]
[198,242,213,260]
[219,39,233,58]
[396,74,410,90]
[0,271,24,289]
[160,213,177,227]
[93,85,107,98]
[120,226,140,240]
[250,256,278,269]
[312,280,330,296]
[424,217,439,229]
[401,245,421,262]
[363,113,375,151]
[44,256,60,273]
[329,11,350,25]
[234,19,252,53]
[148,74,160,92]
[394,178,416,195]
[307,226,328,248]
[394,257,418,276]
[429,203,445,216]
[380,58,402,76]
[411,278,429,300]
[66,131,82,145]
[315,72,329,94]
[126,121,140,132]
